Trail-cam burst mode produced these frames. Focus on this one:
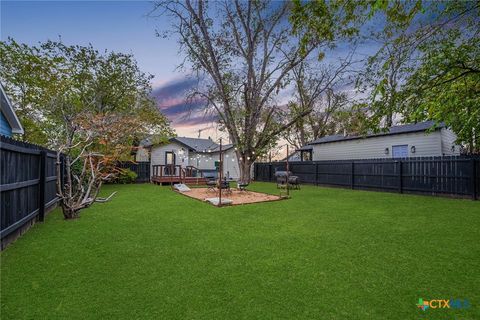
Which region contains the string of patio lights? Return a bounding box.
[172,139,270,206]
[182,146,262,163]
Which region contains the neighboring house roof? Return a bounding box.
[281,151,301,161]
[0,83,24,134]
[138,137,154,147]
[297,145,313,151]
[307,121,444,146]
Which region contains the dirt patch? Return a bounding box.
[177,187,283,205]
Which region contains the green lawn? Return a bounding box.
[1,183,479,319]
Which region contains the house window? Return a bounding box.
[164,151,176,175]
[392,145,408,158]
[165,151,176,165]
[301,150,312,161]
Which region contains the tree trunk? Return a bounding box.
[385,112,393,127]
[238,158,252,183]
[61,205,79,220]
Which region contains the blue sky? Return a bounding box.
[1,0,212,135]
[1,1,182,84]
[1,0,379,138]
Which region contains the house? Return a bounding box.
[136,136,242,181]
[0,84,23,137]
[297,121,461,161]
[281,151,302,162]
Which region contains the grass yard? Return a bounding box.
[1,183,479,319]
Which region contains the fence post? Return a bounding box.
[351,162,354,189]
[398,160,403,194]
[315,162,318,186]
[38,150,47,222]
[60,154,65,191]
[269,164,272,182]
[472,158,477,200]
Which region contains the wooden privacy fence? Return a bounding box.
[1,136,61,248]
[117,161,150,182]
[254,156,479,200]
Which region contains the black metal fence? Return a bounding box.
[117,161,150,182]
[255,156,479,200]
[1,135,61,248]
[0,136,153,249]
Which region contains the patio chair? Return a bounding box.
[288,176,300,190]
[275,171,292,189]
[206,179,217,192]
[237,181,249,192]
[219,178,232,195]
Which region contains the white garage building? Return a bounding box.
[298,121,461,161]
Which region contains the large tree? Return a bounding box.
[361,1,480,152]
[0,39,173,218]
[0,40,53,143]
[399,3,480,153]
[292,0,479,153]
[291,0,422,129]
[0,39,172,149]
[282,60,354,149]
[355,31,416,128]
[153,0,363,181]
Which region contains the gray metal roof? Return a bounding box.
[139,137,153,147]
[308,121,445,146]
[170,137,233,152]
[210,143,233,152]
[139,136,233,153]
[172,137,218,152]
[297,145,313,151]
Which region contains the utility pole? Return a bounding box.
[197,125,215,138]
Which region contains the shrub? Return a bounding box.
[116,168,138,184]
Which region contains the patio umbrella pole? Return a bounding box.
[171,149,174,190]
[286,145,289,197]
[219,138,222,207]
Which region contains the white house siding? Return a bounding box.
[311,131,445,161]
[440,128,460,155]
[187,148,240,179]
[187,151,218,170]
[135,146,150,162]
[223,148,241,179]
[150,142,190,173]
[150,143,242,179]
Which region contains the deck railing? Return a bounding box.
[152,164,181,179]
[184,165,204,178]
[151,164,206,184]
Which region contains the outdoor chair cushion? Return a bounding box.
[174,184,191,192]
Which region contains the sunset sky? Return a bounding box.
[1,0,379,144]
